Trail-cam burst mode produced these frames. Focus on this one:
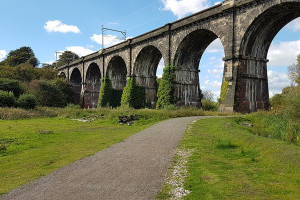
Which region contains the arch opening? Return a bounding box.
[239,2,300,112]
[134,45,164,107]
[173,29,224,107]
[107,56,127,90]
[85,63,101,109]
[70,68,82,105]
[241,3,300,59]
[58,72,67,79]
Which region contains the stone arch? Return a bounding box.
[240,2,300,59]
[70,68,82,105]
[173,29,225,107]
[106,56,127,90]
[133,45,165,106]
[84,63,101,109]
[58,72,67,79]
[237,2,300,112]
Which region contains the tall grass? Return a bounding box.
[243,111,300,145]
[0,106,236,121]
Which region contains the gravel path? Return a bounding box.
[1,116,208,200]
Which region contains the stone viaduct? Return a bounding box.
[57,0,300,112]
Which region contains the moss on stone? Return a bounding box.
[219,80,229,103]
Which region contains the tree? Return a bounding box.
[0,64,57,82]
[56,51,79,67]
[288,54,300,85]
[156,65,176,109]
[52,78,75,104]
[28,80,66,107]
[0,46,38,67]
[202,90,214,101]
[42,63,55,69]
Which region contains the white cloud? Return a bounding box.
[158,59,165,70]
[268,70,291,97]
[200,88,220,101]
[65,46,95,57]
[44,20,80,34]
[207,68,223,78]
[161,0,209,19]
[157,59,165,78]
[214,1,221,5]
[86,44,94,49]
[287,17,300,31]
[108,22,119,25]
[206,39,223,53]
[209,56,217,61]
[0,50,7,61]
[210,90,220,101]
[268,40,300,67]
[45,60,55,65]
[91,34,124,48]
[203,80,222,88]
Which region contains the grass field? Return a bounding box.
[0,116,160,195]
[159,117,300,199]
[0,106,235,196]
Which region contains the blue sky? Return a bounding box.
[0,0,300,100]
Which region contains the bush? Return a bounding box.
[98,76,113,107]
[110,89,123,108]
[0,90,15,107]
[156,65,176,109]
[133,85,146,109]
[97,76,123,108]
[284,86,300,119]
[17,93,36,109]
[0,78,23,97]
[52,78,75,104]
[201,99,218,111]
[28,80,66,107]
[121,75,146,109]
[270,93,284,109]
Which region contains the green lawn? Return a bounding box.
[0,117,159,195]
[159,117,300,199]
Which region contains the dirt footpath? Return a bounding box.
[1,116,208,200]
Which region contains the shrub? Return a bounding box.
[284,86,300,119]
[98,76,113,107]
[121,75,146,109]
[133,85,146,109]
[28,80,66,107]
[17,93,36,109]
[110,89,123,108]
[0,78,23,97]
[270,93,284,109]
[201,99,218,111]
[98,76,123,108]
[156,65,176,109]
[0,90,15,107]
[52,78,75,104]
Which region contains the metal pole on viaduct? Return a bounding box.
[57,0,300,113]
